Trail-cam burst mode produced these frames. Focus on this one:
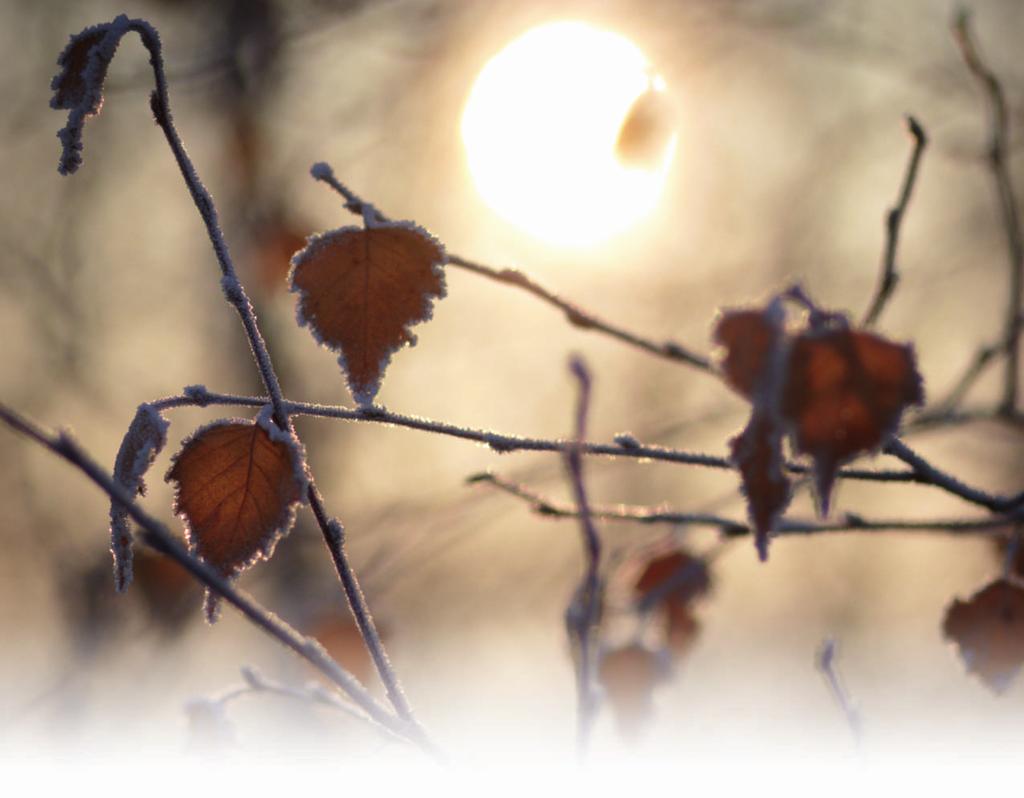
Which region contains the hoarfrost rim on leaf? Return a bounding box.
[109,402,170,592]
[288,222,447,407]
[165,406,307,622]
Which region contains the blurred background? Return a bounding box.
[1,0,1023,769]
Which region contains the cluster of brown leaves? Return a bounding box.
[598,547,712,739]
[713,294,924,560]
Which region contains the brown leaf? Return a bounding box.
[663,600,702,660]
[713,294,923,558]
[166,409,306,619]
[782,328,923,512]
[633,549,711,605]
[943,579,1024,693]
[290,222,446,406]
[713,302,784,400]
[730,412,791,560]
[599,644,663,741]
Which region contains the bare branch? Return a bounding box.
[306,487,415,724]
[155,387,1022,511]
[561,357,604,756]
[953,10,1023,414]
[862,115,928,327]
[469,471,1021,537]
[816,639,862,745]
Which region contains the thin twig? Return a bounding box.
[211,666,386,732]
[310,162,713,373]
[102,23,418,728]
[885,437,1022,513]
[306,486,414,724]
[153,387,1022,511]
[913,341,1005,421]
[0,403,437,756]
[563,357,603,757]
[862,115,928,327]
[468,471,1022,537]
[128,20,289,429]
[816,639,862,745]
[953,11,1023,415]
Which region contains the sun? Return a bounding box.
[461,21,677,248]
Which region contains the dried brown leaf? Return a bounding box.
[290,222,446,406]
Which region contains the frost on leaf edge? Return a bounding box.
[109,402,170,592]
[164,407,308,621]
[50,14,136,175]
[288,222,448,407]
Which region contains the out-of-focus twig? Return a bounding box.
[816,639,862,745]
[953,10,1023,415]
[562,357,603,757]
[862,115,928,327]
[468,471,1022,536]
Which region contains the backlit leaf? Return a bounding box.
[290,221,446,406]
[713,293,923,558]
[166,407,306,620]
[729,412,791,561]
[713,301,784,400]
[943,579,1024,693]
[782,328,923,512]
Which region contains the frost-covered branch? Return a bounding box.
[0,403,437,756]
[51,16,419,730]
[152,386,1022,512]
[310,161,713,373]
[468,471,1022,537]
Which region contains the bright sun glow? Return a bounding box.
[461,21,677,248]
